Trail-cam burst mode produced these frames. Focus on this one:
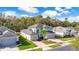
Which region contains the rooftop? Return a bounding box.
[21,29,37,35]
[0,26,17,38]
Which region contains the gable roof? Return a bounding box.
[21,29,37,35]
[53,26,66,32]
[0,26,17,38]
[53,26,76,33]
[28,23,43,29]
[28,23,53,29]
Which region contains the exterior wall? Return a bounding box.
[77,32,79,36]
[21,32,39,41]
[0,36,18,46]
[46,33,55,39]
[31,28,37,33]
[31,34,38,41]
[55,32,65,37]
[43,26,53,32]
[20,32,31,40]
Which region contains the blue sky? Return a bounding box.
[0,7,79,22]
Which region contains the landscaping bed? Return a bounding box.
[17,33,37,50]
[42,40,56,45]
[49,44,61,48]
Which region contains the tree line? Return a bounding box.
[0,16,79,32]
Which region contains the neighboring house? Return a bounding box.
[28,23,53,32]
[53,26,77,37]
[53,26,67,37]
[73,31,79,37]
[21,23,55,40]
[20,29,38,41]
[0,26,19,47]
[65,27,77,36]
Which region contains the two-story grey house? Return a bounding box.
[20,24,55,41]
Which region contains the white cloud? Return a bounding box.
[65,7,72,9]
[4,11,17,16]
[61,10,70,14]
[57,13,62,16]
[20,14,29,17]
[55,7,63,12]
[20,14,34,17]
[69,16,79,22]
[18,7,39,13]
[41,10,59,18]
[55,7,70,14]
[59,16,79,22]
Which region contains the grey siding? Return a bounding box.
[0,37,19,46]
[31,34,38,41]
[46,33,55,39]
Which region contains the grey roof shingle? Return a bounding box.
[28,23,43,29]
[21,29,37,35]
[0,26,17,38]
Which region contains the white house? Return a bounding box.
[20,29,38,41]
[21,23,55,41]
[53,26,77,37]
[0,26,19,47]
[53,26,67,37]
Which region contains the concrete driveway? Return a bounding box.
[33,41,51,50]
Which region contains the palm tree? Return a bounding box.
[39,28,48,40]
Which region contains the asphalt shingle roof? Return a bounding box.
[21,29,37,35]
[0,26,17,38]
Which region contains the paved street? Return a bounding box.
[47,45,79,51]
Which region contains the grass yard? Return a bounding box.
[17,33,37,50]
[30,48,43,51]
[59,37,77,41]
[69,37,79,48]
[49,44,61,48]
[42,40,56,45]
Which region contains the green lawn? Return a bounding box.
[30,48,43,51]
[69,37,79,48]
[59,36,79,49]
[42,40,56,45]
[59,37,77,41]
[17,33,37,50]
[49,44,61,48]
